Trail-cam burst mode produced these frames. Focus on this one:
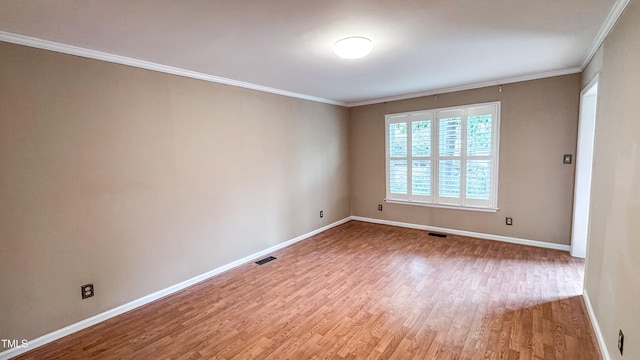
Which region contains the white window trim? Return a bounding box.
[384,199,499,212]
[385,101,500,212]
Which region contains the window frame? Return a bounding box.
[384,101,501,212]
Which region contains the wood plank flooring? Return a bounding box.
[14,221,600,359]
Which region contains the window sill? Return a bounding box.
[384,199,499,213]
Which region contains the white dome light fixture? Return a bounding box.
[333,36,373,59]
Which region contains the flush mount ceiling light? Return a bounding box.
[333,36,373,59]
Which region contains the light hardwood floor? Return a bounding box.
[14,221,600,359]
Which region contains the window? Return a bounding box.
[385,102,500,211]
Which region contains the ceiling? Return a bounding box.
[0,0,621,106]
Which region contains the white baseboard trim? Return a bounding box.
[350,216,571,251]
[583,289,610,360]
[0,217,350,360]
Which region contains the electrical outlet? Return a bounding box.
[618,329,624,355]
[81,283,94,299]
[506,217,513,226]
[319,210,324,218]
[378,204,383,211]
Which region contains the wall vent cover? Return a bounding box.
[428,232,447,238]
[255,256,277,265]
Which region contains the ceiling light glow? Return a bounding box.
[333,37,373,59]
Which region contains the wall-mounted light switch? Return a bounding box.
[563,154,572,164]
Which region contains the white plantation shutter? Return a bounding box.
[386,118,409,200]
[436,110,463,205]
[465,104,499,207]
[385,102,500,211]
[437,112,462,157]
[385,112,433,202]
[410,116,432,201]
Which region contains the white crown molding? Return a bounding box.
[1,0,629,111]
[350,216,572,251]
[0,31,346,107]
[580,0,631,70]
[583,290,611,360]
[0,30,587,110]
[3,8,624,112]
[0,217,351,360]
[346,67,582,107]
[350,0,630,108]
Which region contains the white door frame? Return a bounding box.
[571,74,599,258]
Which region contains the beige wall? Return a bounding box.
[2,23,615,350]
[583,0,640,358]
[0,42,350,341]
[582,45,603,88]
[350,75,580,244]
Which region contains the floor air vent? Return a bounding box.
[428,232,447,238]
[255,256,277,265]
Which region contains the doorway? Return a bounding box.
[571,75,599,258]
